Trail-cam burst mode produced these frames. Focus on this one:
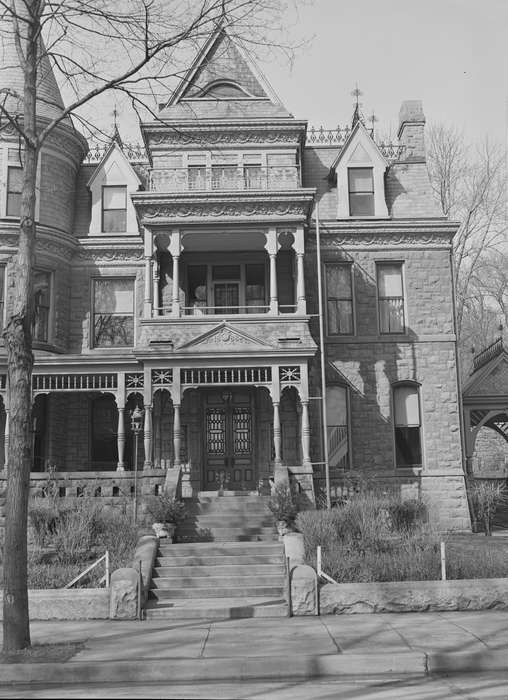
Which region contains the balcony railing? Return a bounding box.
[157,304,298,316]
[149,166,300,193]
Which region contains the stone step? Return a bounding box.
[197,491,261,499]
[177,526,276,542]
[152,574,285,588]
[184,503,271,515]
[158,541,282,556]
[150,585,285,600]
[154,563,285,577]
[179,516,273,528]
[144,597,288,620]
[156,553,284,567]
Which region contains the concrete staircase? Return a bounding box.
[145,493,288,619]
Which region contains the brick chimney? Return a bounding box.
[397,100,426,161]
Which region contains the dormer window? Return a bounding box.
[102,185,127,233]
[348,167,374,216]
[331,122,388,219]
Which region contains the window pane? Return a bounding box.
[94,315,134,347]
[378,265,403,296]
[244,165,263,189]
[267,153,294,166]
[379,298,405,333]
[326,264,351,298]
[349,193,374,216]
[395,427,422,467]
[348,168,373,193]
[33,271,50,343]
[102,209,127,233]
[394,385,420,426]
[6,193,21,217]
[188,166,206,190]
[95,279,133,313]
[327,300,353,335]
[103,186,126,209]
[214,283,239,312]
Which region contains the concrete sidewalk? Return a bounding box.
[2,611,508,683]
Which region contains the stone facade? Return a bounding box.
[0,26,471,529]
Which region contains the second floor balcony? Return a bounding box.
[149,165,301,193]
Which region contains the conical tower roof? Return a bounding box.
[0,16,67,122]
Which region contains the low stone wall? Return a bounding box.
[320,578,508,615]
[0,589,109,620]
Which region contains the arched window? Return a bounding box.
[393,383,422,468]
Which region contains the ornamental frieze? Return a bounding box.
[308,232,452,248]
[148,130,301,147]
[75,249,144,262]
[141,202,308,220]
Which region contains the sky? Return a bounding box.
[84,0,508,148]
[263,0,508,144]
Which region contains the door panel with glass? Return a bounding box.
[203,390,255,490]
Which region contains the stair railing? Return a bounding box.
[64,551,110,589]
[316,545,337,584]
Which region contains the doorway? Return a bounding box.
[203,389,256,490]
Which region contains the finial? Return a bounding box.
[351,84,364,127]
[368,110,378,137]
[110,104,123,147]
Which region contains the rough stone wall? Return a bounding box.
[473,427,508,475]
[305,233,470,531]
[39,154,77,232]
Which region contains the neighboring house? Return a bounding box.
[0,27,470,529]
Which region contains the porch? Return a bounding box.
[0,364,315,501]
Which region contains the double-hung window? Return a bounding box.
[325,263,354,335]
[93,278,134,347]
[6,164,23,218]
[348,167,374,216]
[33,270,51,343]
[102,185,127,233]
[393,383,422,468]
[377,263,405,334]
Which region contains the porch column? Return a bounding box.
[273,402,282,466]
[152,251,160,317]
[173,403,181,469]
[3,408,9,472]
[117,407,126,471]
[143,227,153,318]
[169,229,182,317]
[294,226,306,314]
[301,400,311,465]
[265,228,279,315]
[143,405,153,468]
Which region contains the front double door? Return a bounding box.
[203,389,256,491]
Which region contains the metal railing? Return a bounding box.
[64,551,110,589]
[149,166,300,193]
[473,336,504,372]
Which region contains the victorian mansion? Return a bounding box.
[0,27,471,529]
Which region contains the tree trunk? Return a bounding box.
[2,1,39,651]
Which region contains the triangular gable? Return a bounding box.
[463,353,508,398]
[177,322,274,352]
[330,121,388,173]
[164,27,281,108]
[87,141,141,189]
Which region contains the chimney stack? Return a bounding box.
[397,100,426,160]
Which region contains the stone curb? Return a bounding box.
[0,650,505,684]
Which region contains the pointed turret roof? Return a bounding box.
[0,16,67,122]
[159,26,292,121]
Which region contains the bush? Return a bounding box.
[26,498,139,586]
[145,494,186,524]
[268,483,298,524]
[468,479,507,535]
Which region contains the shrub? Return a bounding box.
[28,503,60,548]
[468,479,507,535]
[51,498,104,565]
[268,483,298,524]
[145,494,186,524]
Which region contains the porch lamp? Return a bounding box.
[130,404,145,524]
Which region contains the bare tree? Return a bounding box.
[427,124,508,352]
[0,0,301,651]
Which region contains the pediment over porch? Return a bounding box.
[463,339,508,401]
[177,322,275,352]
